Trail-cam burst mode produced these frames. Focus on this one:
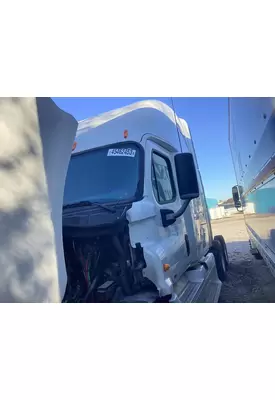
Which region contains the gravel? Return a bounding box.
[211,214,275,303]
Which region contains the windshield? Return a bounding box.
[63,143,142,205]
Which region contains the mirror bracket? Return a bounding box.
[160,209,176,227]
[170,199,191,220]
[161,199,191,227]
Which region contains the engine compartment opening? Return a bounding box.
[62,225,157,303]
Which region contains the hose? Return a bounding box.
[112,236,131,295]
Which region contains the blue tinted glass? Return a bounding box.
[63,143,140,205]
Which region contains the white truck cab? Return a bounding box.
[62,100,227,302]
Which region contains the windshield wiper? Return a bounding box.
[63,200,116,213]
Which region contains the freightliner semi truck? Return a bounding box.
[62,100,228,303]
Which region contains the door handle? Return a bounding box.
[185,234,190,256]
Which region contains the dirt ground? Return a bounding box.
[211,214,275,302]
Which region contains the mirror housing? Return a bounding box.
[161,153,200,227]
[232,185,242,209]
[175,153,200,199]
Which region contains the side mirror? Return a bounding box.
[175,153,200,199]
[232,185,242,209]
[161,153,200,227]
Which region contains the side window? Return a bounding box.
[152,152,175,203]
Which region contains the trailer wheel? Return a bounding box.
[211,240,226,282]
[214,235,229,269]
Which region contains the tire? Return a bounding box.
[214,235,229,270]
[254,252,263,260]
[211,240,226,282]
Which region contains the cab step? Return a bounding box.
[172,253,222,303]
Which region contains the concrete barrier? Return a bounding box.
[0,98,77,302]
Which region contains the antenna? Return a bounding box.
[170,97,183,152]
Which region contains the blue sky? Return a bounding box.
[52,97,236,200]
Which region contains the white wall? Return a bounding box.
[223,206,239,217]
[209,206,225,220]
[244,202,255,214]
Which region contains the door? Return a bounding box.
[145,139,193,283]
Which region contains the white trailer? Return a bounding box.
[229,97,275,272]
[62,100,228,303]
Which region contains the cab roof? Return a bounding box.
[73,100,191,154]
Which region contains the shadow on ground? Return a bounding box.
[219,240,275,303]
